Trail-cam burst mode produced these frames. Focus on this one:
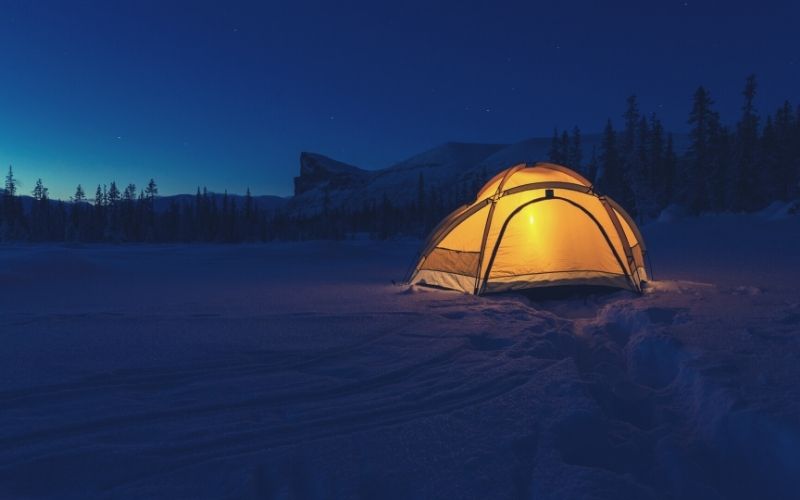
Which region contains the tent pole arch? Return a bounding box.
[477,196,636,294]
[473,164,527,294]
[405,163,648,295]
[602,196,647,252]
[404,198,491,283]
[599,197,643,290]
[406,181,620,285]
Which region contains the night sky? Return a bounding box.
[1,0,799,200]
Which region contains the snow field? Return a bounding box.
[0,213,798,498]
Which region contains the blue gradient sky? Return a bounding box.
[1,0,799,200]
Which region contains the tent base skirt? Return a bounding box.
[411,269,637,295]
[483,271,635,293]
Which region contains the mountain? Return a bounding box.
[3,132,688,219]
[287,134,626,216]
[287,142,510,215]
[294,152,371,195]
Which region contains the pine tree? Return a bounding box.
[631,115,652,216]
[686,86,720,213]
[243,187,254,241]
[733,74,761,210]
[122,183,137,240]
[597,119,634,213]
[598,120,620,194]
[568,126,582,173]
[772,101,797,200]
[74,184,86,203]
[648,114,666,210]
[663,134,678,209]
[4,166,17,197]
[92,184,105,241]
[123,183,136,202]
[108,181,120,205]
[32,178,47,200]
[229,196,237,242]
[622,95,640,155]
[559,130,570,166]
[586,146,599,185]
[31,179,50,241]
[145,179,158,204]
[69,184,86,241]
[144,179,158,239]
[761,115,779,202]
[106,181,121,241]
[2,166,19,240]
[548,128,562,164]
[218,190,227,242]
[620,95,644,216]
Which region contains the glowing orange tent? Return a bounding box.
[406,163,648,294]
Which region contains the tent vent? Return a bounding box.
[545,189,554,199]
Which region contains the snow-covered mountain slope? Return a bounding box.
[287,142,507,215]
[477,134,600,171]
[287,135,608,216]
[294,152,371,195]
[0,212,798,498]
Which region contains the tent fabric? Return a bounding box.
[406,163,648,294]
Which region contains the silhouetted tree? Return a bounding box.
[586,146,599,185]
[68,184,86,241]
[30,179,50,241]
[548,128,563,164]
[733,74,761,210]
[685,86,720,213]
[568,126,582,172]
[597,119,635,213]
[559,130,569,165]
[2,166,24,240]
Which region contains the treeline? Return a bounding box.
[0,174,276,243]
[550,74,800,218]
[0,158,483,243]
[1,75,798,244]
[277,172,484,240]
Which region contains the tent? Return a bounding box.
[406,163,648,294]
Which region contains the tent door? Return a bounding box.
[478,196,634,294]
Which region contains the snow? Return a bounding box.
[1,213,799,498]
[290,142,508,214]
